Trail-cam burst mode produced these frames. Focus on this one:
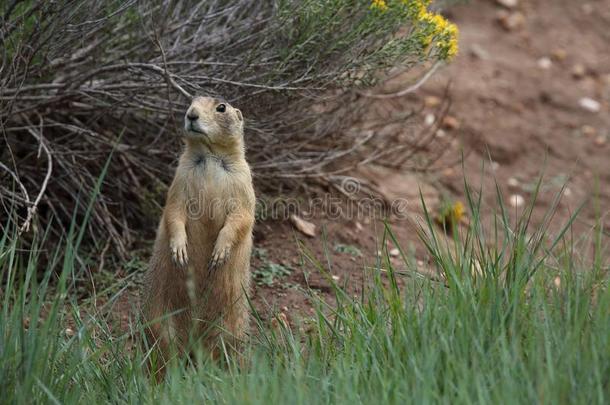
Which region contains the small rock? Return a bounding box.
[509,194,525,208]
[553,276,561,288]
[497,11,525,31]
[442,115,460,130]
[289,214,316,237]
[331,275,340,281]
[442,167,455,178]
[564,188,572,197]
[469,43,489,60]
[581,125,597,137]
[389,248,400,257]
[424,95,441,108]
[490,161,500,171]
[507,177,520,188]
[436,129,447,138]
[571,64,586,79]
[65,328,75,337]
[495,0,519,9]
[424,113,436,126]
[594,135,607,146]
[271,312,289,330]
[579,97,601,113]
[355,221,363,231]
[537,57,552,70]
[551,48,567,61]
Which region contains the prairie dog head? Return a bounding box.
[184,96,244,146]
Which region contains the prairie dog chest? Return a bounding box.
[182,153,242,222]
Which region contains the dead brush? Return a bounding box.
[0,0,457,257]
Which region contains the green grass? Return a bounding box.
[1,180,609,404]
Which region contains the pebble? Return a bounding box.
[331,275,340,281]
[497,11,525,31]
[507,177,520,188]
[424,113,436,126]
[442,115,460,130]
[65,328,75,337]
[289,214,316,237]
[551,49,567,61]
[469,43,489,60]
[571,64,586,79]
[389,248,400,257]
[594,135,607,146]
[509,194,525,208]
[554,276,561,288]
[495,0,519,9]
[424,95,441,108]
[537,57,552,70]
[581,125,597,137]
[271,313,289,329]
[436,129,447,138]
[443,167,455,178]
[579,97,601,113]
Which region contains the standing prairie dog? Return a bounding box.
[143,96,255,365]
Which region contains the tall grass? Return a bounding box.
[1,182,608,404]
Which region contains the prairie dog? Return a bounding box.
[143,96,255,365]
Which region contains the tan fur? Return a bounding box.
[142,96,255,369]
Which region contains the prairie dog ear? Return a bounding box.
[235,108,243,122]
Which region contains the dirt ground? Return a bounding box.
[246,0,610,324]
[109,0,610,329]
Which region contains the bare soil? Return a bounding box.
[247,0,610,325]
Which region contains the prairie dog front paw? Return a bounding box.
[170,236,188,267]
[208,242,231,273]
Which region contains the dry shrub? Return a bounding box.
[0,0,457,255]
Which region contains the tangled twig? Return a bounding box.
[0,0,451,255]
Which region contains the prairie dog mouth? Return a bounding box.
[186,122,208,136]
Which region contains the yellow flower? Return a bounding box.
[415,4,459,60]
[370,0,388,11]
[367,0,459,60]
[452,201,465,220]
[435,200,466,232]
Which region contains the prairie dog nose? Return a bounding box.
[186,110,199,121]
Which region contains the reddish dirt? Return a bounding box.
[433,0,610,238]
[111,0,610,331]
[247,0,610,326]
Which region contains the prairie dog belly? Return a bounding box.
[181,154,251,270]
[183,157,231,265]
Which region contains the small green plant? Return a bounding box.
[334,243,363,257]
[254,263,293,287]
[253,247,293,286]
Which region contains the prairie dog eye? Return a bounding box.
[216,104,226,113]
